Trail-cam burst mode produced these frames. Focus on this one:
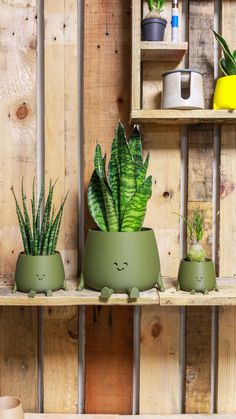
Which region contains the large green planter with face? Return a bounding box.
[82,228,163,298]
[177,258,218,294]
[14,252,66,297]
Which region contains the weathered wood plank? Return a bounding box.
[0,0,38,411]
[44,0,79,412]
[85,307,133,414]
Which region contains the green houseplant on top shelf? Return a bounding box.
[12,179,68,298]
[213,30,236,110]
[142,0,167,42]
[177,210,218,295]
[79,122,164,300]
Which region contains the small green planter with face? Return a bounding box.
[13,252,67,298]
[177,258,218,295]
[81,228,164,299]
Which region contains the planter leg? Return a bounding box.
[128,287,140,299]
[215,285,219,292]
[190,289,196,295]
[176,282,180,291]
[157,272,165,292]
[100,287,114,300]
[46,290,53,297]
[28,290,36,298]
[62,279,68,291]
[77,273,84,291]
[12,281,17,293]
[203,289,209,295]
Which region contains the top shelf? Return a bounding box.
[141,41,188,62]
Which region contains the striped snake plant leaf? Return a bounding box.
[117,122,136,224]
[128,127,143,170]
[99,177,119,231]
[108,135,120,218]
[94,144,106,178]
[88,170,108,231]
[137,152,150,188]
[121,175,152,232]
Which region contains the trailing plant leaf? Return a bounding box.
[121,176,152,232]
[213,30,236,75]
[108,136,120,217]
[117,122,136,224]
[88,170,108,231]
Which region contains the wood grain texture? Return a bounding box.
[217,0,236,412]
[44,0,79,413]
[184,1,215,412]
[83,0,133,414]
[0,0,38,412]
[0,307,38,411]
[140,306,181,414]
[85,307,133,414]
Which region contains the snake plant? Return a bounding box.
[213,30,236,76]
[146,0,166,15]
[12,179,68,255]
[184,210,206,262]
[88,122,152,232]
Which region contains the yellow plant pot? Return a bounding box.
[213,75,236,110]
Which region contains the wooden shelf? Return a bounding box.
[2,275,236,306]
[24,414,236,418]
[130,109,236,125]
[141,41,188,62]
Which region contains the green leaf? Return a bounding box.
[100,177,119,231]
[108,136,119,217]
[94,144,106,178]
[233,50,236,61]
[128,127,143,169]
[219,57,229,76]
[137,153,150,188]
[121,176,152,232]
[157,0,165,13]
[147,0,155,11]
[88,170,108,231]
[117,122,136,224]
[213,30,236,75]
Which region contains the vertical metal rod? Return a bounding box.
[211,0,221,412]
[37,0,45,413]
[132,307,141,414]
[77,0,85,413]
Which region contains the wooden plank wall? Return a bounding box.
[0,0,236,416]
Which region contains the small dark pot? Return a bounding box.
[83,229,161,293]
[177,258,217,294]
[141,17,167,41]
[15,252,65,293]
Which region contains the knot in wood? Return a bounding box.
[16,104,28,120]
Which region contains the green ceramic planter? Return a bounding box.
[177,258,218,294]
[81,228,163,298]
[14,252,66,297]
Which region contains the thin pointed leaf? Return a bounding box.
[121,176,152,232]
[99,177,119,232]
[137,153,150,188]
[94,144,106,178]
[128,126,143,168]
[213,30,236,75]
[117,122,136,223]
[108,136,119,216]
[219,57,228,76]
[88,170,108,231]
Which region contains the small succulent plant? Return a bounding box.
[145,0,166,18]
[213,30,236,76]
[184,210,206,262]
[12,179,68,256]
[88,122,152,232]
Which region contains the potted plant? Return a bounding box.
[12,179,68,298]
[177,210,218,295]
[213,30,236,110]
[78,122,164,300]
[0,396,24,419]
[142,0,167,41]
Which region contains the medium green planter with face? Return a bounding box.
[177,258,218,294]
[82,228,163,298]
[14,252,66,297]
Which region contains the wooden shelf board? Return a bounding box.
[160,277,236,306]
[0,275,159,306]
[130,109,236,125]
[25,414,236,418]
[141,41,188,62]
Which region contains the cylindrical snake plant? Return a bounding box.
[88,122,152,232]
